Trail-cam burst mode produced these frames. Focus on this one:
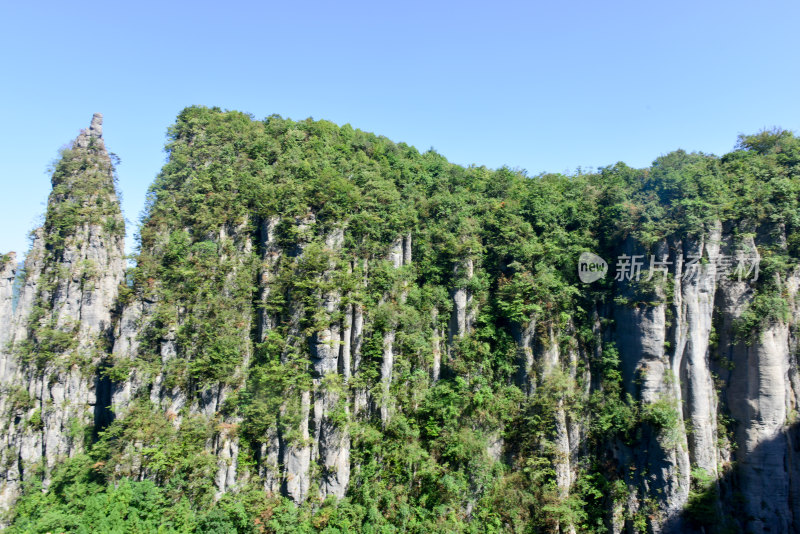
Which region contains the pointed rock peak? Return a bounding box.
[1,251,16,265]
[1,252,16,277]
[74,112,105,149]
[89,112,103,137]
[45,113,123,246]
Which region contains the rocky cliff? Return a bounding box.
[0,113,125,511]
[0,109,798,533]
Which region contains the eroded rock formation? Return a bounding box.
[1,110,798,533]
[0,113,125,510]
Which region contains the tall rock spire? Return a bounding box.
[74,112,104,149]
[0,114,125,514]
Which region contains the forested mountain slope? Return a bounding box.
[1,108,798,533]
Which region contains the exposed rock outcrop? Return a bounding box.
[0,254,15,346]
[2,109,799,534]
[0,113,125,513]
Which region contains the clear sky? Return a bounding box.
[1,0,798,258]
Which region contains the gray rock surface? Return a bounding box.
[0,254,16,346]
[0,114,125,515]
[2,117,799,533]
[713,229,800,533]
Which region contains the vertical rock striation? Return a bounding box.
[3,109,800,533]
[0,114,125,512]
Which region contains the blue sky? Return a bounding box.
[1,0,799,257]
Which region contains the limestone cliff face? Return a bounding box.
[713,225,800,534]
[0,255,18,438]
[506,219,800,533]
[0,254,17,369]
[601,222,800,533]
[1,111,799,533]
[611,237,692,532]
[107,219,255,499]
[0,114,125,512]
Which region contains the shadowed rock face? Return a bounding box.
[715,268,800,533]
[601,223,800,533]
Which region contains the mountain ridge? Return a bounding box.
[0,108,798,533]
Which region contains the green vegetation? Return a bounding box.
[6,107,800,532]
[46,144,124,254]
[12,131,124,374]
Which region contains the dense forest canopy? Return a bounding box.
[4,107,799,533]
